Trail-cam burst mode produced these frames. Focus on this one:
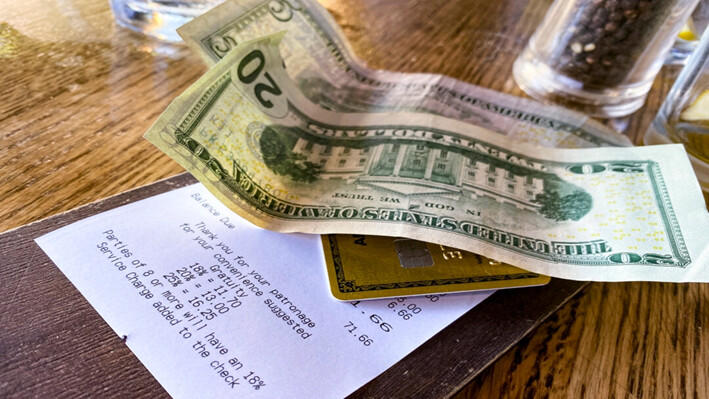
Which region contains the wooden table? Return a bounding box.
[1,0,706,397]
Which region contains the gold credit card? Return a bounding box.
[321,234,550,301]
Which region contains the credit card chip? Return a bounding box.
[394,239,434,268]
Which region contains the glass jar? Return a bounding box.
[514,0,699,117]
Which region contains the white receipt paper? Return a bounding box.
[36,184,491,398]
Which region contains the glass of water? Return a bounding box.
[109,0,224,42]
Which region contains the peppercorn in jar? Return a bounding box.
[515,0,700,117]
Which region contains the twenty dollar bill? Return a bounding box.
[178,0,631,149]
[145,35,709,282]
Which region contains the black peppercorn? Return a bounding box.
[549,0,676,87]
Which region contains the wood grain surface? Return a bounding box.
[1,0,707,398]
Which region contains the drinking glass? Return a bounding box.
[109,0,224,42]
[645,23,709,198]
[666,1,709,65]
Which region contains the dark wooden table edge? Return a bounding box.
[351,277,586,398]
[0,172,588,398]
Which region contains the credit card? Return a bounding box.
[321,234,550,301]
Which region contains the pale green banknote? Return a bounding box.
[177,0,631,149]
[145,35,709,282]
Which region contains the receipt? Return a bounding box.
[36,184,491,398]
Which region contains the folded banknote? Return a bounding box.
[178,0,632,149]
[144,34,709,282]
